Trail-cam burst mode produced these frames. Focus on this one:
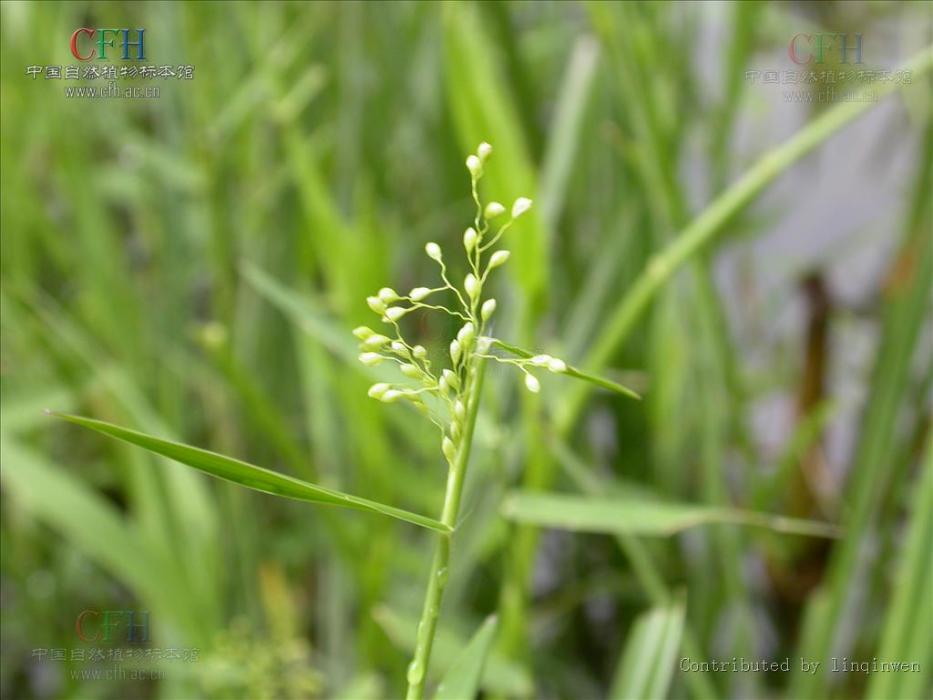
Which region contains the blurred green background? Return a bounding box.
[1,1,931,699]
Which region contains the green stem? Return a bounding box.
[406,361,487,700]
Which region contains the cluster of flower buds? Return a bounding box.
[355,142,571,468]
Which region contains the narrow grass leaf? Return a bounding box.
[609,599,686,700]
[865,445,933,700]
[502,492,841,538]
[51,413,450,533]
[433,615,499,700]
[538,36,600,232]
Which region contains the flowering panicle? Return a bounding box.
[354,142,569,467]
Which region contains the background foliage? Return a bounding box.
[1,2,930,699]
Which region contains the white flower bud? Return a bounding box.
[410,287,431,301]
[442,369,459,390]
[362,334,391,350]
[367,296,386,314]
[384,307,408,322]
[353,326,375,340]
[476,336,493,353]
[466,154,482,178]
[464,273,479,299]
[457,322,475,346]
[484,201,506,219]
[438,375,448,394]
[511,197,533,218]
[378,287,399,303]
[524,373,541,393]
[391,341,407,354]
[442,436,457,463]
[359,352,384,367]
[450,421,461,441]
[450,339,461,364]
[463,227,478,252]
[477,142,493,160]
[481,299,497,321]
[412,345,427,359]
[425,242,442,261]
[547,358,567,373]
[489,250,510,269]
[454,400,466,420]
[400,363,421,378]
[381,390,403,403]
[368,383,390,398]
[530,354,551,366]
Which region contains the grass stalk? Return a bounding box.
[406,363,487,700]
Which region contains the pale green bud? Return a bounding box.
[381,390,403,403]
[400,363,421,378]
[410,287,431,301]
[484,201,506,219]
[477,142,493,161]
[368,383,390,398]
[489,250,510,269]
[412,345,427,359]
[367,296,386,314]
[511,197,533,218]
[524,373,541,393]
[466,154,482,178]
[464,273,479,300]
[530,354,551,366]
[438,375,448,394]
[352,326,375,340]
[454,400,466,421]
[384,307,408,322]
[450,339,461,364]
[476,336,493,353]
[481,299,497,321]
[378,287,399,303]
[547,358,567,373]
[425,242,442,261]
[362,334,391,350]
[463,227,478,252]
[359,352,384,367]
[442,436,457,464]
[442,369,459,390]
[457,322,475,346]
[450,421,461,441]
[391,341,407,354]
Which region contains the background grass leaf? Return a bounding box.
[609,599,686,700]
[433,615,498,700]
[502,491,841,538]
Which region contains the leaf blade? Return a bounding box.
[610,599,686,700]
[51,412,450,533]
[433,615,499,700]
[502,492,840,538]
